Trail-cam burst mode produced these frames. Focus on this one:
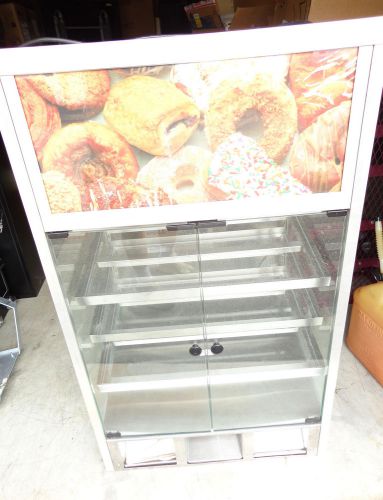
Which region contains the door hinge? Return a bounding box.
[326,210,348,218]
[47,231,70,239]
[305,416,321,425]
[166,220,226,231]
[106,431,121,439]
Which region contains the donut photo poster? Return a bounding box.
[14,47,358,214]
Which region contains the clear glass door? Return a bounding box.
[197,213,347,431]
[48,226,212,437]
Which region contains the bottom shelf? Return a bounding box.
[103,375,323,437]
[107,424,319,470]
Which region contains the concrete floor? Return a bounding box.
[1,283,383,500]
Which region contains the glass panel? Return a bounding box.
[16,47,358,215]
[198,213,347,431]
[48,227,212,437]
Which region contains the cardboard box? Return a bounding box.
[216,0,235,16]
[230,3,275,29]
[0,2,40,47]
[308,0,383,22]
[185,2,224,31]
[118,0,156,39]
[273,0,310,25]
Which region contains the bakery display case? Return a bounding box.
[0,17,382,470]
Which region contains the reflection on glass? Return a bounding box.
[48,213,347,437]
[17,48,358,214]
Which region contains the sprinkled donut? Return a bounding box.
[205,74,297,163]
[41,122,138,185]
[207,133,310,200]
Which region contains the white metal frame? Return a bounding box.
[0,23,378,231]
[0,17,382,470]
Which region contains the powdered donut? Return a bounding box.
[41,122,138,185]
[26,70,110,119]
[42,171,82,213]
[16,77,61,160]
[205,74,297,163]
[207,133,310,200]
[137,146,211,204]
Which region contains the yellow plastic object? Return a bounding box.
[346,282,383,385]
[375,219,383,274]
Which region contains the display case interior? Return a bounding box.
[48,212,346,442]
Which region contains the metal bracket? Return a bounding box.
[305,416,321,425]
[47,231,70,239]
[166,220,226,231]
[326,210,348,218]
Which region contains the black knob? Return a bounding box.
[189,344,202,356]
[211,342,224,355]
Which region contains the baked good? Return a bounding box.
[103,75,200,156]
[288,48,357,130]
[208,133,310,200]
[26,70,110,119]
[137,145,211,204]
[41,122,138,185]
[171,55,290,118]
[112,65,165,78]
[16,77,61,160]
[83,177,173,210]
[289,101,351,192]
[205,74,297,163]
[42,171,82,213]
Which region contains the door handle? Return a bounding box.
[210,342,224,355]
[189,344,202,356]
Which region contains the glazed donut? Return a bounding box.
[208,133,310,200]
[42,171,82,213]
[83,177,173,210]
[137,146,211,204]
[289,101,351,192]
[26,70,110,119]
[205,74,297,163]
[288,48,357,130]
[41,122,138,185]
[16,77,61,160]
[103,75,200,156]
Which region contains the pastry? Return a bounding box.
[16,77,61,160]
[41,122,138,185]
[42,171,82,213]
[171,55,290,119]
[205,74,297,163]
[83,177,173,210]
[289,101,351,192]
[103,75,200,156]
[288,48,357,130]
[207,133,310,200]
[137,145,211,204]
[26,70,110,120]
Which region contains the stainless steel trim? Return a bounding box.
[98,364,327,393]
